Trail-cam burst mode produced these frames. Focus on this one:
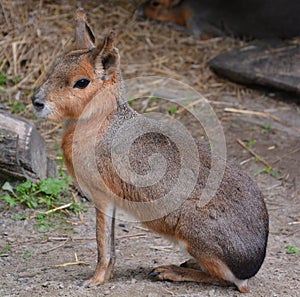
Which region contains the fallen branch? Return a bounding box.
[236,138,275,170]
[149,245,176,252]
[42,239,69,254]
[28,203,72,219]
[225,108,300,133]
[54,253,89,267]
[116,232,147,239]
[133,225,149,232]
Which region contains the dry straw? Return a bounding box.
[0,0,243,113]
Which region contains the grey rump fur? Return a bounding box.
[95,95,269,281]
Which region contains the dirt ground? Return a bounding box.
[0,1,300,296]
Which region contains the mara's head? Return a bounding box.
[32,9,120,120]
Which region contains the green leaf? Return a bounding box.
[0,194,16,208]
[128,98,136,106]
[262,123,271,133]
[16,180,34,194]
[0,244,12,255]
[38,178,68,196]
[26,198,38,209]
[0,73,7,85]
[150,97,158,103]
[36,215,52,233]
[264,166,271,174]
[246,139,256,148]
[23,250,34,259]
[11,214,27,221]
[168,105,177,115]
[286,245,299,254]
[271,170,279,178]
[12,76,21,84]
[11,102,26,114]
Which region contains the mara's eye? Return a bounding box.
[151,1,161,7]
[73,78,90,89]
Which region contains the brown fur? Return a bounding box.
[142,0,192,27]
[32,9,269,293]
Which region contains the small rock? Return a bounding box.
[131,278,137,284]
[42,281,49,288]
[103,290,110,295]
[59,283,64,289]
[20,278,28,284]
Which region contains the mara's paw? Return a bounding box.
[79,274,105,288]
[148,265,185,282]
[237,284,250,293]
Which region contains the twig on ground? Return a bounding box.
[41,239,69,254]
[236,138,274,170]
[225,107,300,133]
[133,225,149,232]
[117,233,147,240]
[28,203,72,219]
[41,123,63,137]
[149,245,176,252]
[54,253,89,267]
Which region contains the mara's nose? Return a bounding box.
[31,94,45,111]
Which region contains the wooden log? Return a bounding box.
[0,111,57,184]
[209,40,300,96]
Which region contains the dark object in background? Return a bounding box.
[209,41,300,96]
[140,0,300,39]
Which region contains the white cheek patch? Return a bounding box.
[35,103,56,119]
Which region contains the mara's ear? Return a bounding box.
[94,32,120,80]
[74,8,95,50]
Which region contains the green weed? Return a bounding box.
[23,250,35,259]
[285,245,299,254]
[0,244,13,255]
[246,139,256,148]
[0,176,83,233]
[150,97,158,103]
[0,72,21,86]
[128,98,136,106]
[256,166,279,178]
[167,105,177,115]
[262,123,271,134]
[0,73,7,85]
[12,76,21,84]
[10,101,26,114]
[1,178,70,209]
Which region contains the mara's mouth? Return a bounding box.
[33,102,55,119]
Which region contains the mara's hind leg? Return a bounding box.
[150,257,250,293]
[149,265,230,287]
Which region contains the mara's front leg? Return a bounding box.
[84,204,116,286]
